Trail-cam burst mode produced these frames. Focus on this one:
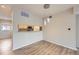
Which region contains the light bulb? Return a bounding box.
[47,18,50,23]
[44,20,47,25]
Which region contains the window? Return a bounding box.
[0,23,12,31]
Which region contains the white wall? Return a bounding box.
[74,5,79,49]
[0,31,11,39]
[44,8,77,50]
[13,7,43,50]
[0,13,11,20]
[76,14,79,48]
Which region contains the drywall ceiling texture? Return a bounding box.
[43,8,77,50]
[13,7,43,50]
[21,4,74,18]
[0,5,12,20]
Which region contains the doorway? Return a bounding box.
[0,5,12,55]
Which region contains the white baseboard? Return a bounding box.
[13,39,77,51]
[13,40,42,50]
[44,40,77,51]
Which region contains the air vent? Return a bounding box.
[21,11,29,17]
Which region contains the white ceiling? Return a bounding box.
[11,4,75,18]
[0,5,12,20]
[25,4,74,17]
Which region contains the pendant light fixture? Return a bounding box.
[44,16,52,25]
[43,4,52,25]
[44,4,50,9]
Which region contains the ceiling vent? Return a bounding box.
[44,4,50,9]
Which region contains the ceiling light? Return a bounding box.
[44,4,50,9]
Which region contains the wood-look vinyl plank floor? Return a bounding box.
[0,40,78,55]
[12,40,77,55]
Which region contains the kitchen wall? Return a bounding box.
[13,7,43,50]
[43,8,77,50]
